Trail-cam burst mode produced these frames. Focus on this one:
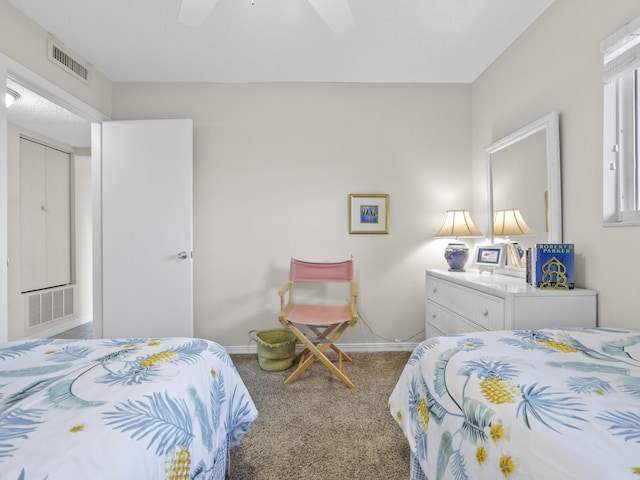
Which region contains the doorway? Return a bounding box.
[2,60,103,342]
[3,61,194,342]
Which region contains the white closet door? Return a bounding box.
[20,139,47,291]
[45,146,71,287]
[20,139,71,292]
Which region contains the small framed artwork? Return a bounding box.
[475,244,506,274]
[349,194,389,234]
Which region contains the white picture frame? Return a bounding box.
[475,244,506,273]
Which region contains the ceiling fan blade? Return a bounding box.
[307,0,355,36]
[178,0,218,27]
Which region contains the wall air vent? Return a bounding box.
[47,38,90,84]
[26,285,75,328]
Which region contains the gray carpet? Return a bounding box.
[228,351,412,480]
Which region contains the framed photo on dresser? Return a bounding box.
[474,244,506,273]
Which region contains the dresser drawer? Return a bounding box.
[426,275,505,330]
[427,301,490,337]
[425,269,597,337]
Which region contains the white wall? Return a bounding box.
[74,154,92,322]
[0,60,7,341]
[111,82,472,348]
[471,0,640,330]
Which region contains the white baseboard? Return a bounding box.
[224,341,419,355]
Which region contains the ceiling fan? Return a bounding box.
[178,0,355,36]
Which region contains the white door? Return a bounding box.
[95,119,193,338]
[20,139,71,292]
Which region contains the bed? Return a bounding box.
[0,337,258,479]
[389,328,640,479]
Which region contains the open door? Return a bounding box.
[93,119,193,338]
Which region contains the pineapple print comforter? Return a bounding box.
[389,328,640,480]
[0,337,258,480]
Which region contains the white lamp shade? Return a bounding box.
[435,210,483,238]
[493,209,533,236]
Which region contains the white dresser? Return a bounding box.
[425,269,597,338]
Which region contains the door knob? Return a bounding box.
[177,251,189,260]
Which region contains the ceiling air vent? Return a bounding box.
[47,38,90,84]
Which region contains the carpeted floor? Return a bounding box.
[229,351,412,480]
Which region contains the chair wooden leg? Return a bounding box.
[293,347,310,363]
[330,344,352,362]
[285,350,318,384]
[295,324,345,364]
[310,344,354,388]
[283,324,320,384]
[325,323,353,362]
[283,323,355,388]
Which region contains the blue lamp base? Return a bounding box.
[444,243,469,272]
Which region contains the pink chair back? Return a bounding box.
[289,259,353,282]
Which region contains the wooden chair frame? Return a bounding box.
[278,261,358,388]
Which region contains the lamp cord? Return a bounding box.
[356,308,425,344]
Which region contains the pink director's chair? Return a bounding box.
[278,258,359,388]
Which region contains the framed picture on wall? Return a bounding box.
[349,194,389,234]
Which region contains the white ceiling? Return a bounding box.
[8,0,555,84]
[5,0,555,148]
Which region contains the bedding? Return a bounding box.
[0,337,258,480]
[389,328,640,479]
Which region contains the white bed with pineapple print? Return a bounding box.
[0,337,257,480]
[389,328,640,480]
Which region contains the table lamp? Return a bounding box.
[435,210,483,271]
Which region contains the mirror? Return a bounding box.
[484,111,562,277]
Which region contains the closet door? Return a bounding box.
[45,147,71,287]
[20,138,71,292]
[20,139,47,291]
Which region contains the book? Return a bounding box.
[534,243,574,289]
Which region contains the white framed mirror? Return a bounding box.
[484,111,562,277]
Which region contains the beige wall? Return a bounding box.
[112,83,472,348]
[472,0,640,330]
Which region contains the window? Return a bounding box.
[602,16,640,225]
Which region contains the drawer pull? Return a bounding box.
[482,309,489,317]
[432,286,437,293]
